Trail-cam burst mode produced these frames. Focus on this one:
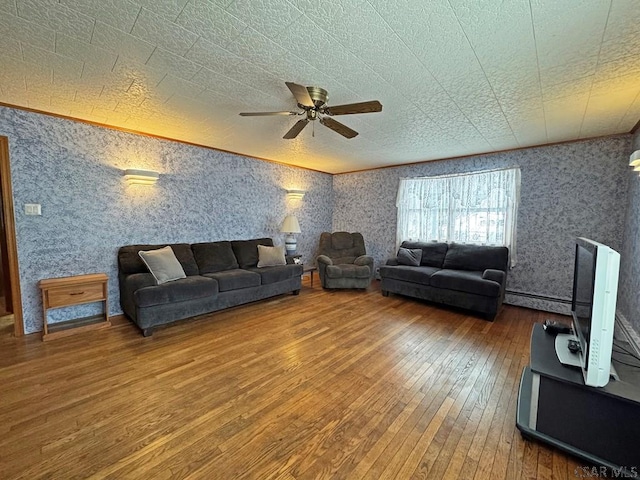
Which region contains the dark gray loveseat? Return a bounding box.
[380,241,509,319]
[118,238,302,336]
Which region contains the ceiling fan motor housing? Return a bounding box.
[305,86,328,108]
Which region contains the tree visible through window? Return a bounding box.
[396,168,521,265]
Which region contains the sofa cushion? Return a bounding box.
[203,269,261,292]
[134,276,218,308]
[257,245,286,267]
[231,238,273,269]
[397,247,422,266]
[192,241,239,274]
[332,256,357,264]
[442,243,509,272]
[400,241,448,268]
[119,244,199,276]
[138,246,187,285]
[247,264,303,285]
[379,265,440,285]
[326,264,370,279]
[430,270,501,297]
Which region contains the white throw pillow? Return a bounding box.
[257,245,287,268]
[138,246,187,284]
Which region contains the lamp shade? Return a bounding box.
[281,215,301,233]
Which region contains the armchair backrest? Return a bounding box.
[318,232,366,264]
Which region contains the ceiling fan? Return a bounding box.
[239,81,382,139]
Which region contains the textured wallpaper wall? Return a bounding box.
[0,106,333,334]
[619,130,640,335]
[333,136,631,314]
[1,102,635,335]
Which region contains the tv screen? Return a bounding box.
[572,243,596,366]
[569,237,620,387]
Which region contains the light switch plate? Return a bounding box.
[25,203,41,215]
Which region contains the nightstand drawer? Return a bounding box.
[46,282,104,308]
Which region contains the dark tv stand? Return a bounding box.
[516,324,640,471]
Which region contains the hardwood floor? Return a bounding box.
[0,279,582,479]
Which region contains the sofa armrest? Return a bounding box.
[316,255,333,266]
[124,272,157,291]
[354,255,373,268]
[316,255,333,287]
[482,269,505,285]
[386,258,399,266]
[119,273,157,320]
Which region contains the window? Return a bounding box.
[396,168,521,264]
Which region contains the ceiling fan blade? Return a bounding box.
[239,111,298,116]
[283,119,309,139]
[319,117,358,139]
[285,82,314,108]
[324,100,382,116]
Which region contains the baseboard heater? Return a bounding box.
[504,290,571,316]
[506,291,640,357]
[505,290,571,304]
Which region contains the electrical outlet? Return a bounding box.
[25,204,41,215]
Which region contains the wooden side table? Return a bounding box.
[303,265,317,287]
[39,273,111,341]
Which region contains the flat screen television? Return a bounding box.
[570,237,620,387]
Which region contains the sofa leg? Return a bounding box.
[381,290,389,297]
[142,328,153,337]
[292,289,300,295]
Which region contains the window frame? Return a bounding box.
[396,167,521,265]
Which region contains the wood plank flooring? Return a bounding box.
[0,279,583,479]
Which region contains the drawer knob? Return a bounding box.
[69,291,85,295]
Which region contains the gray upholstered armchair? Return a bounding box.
[316,232,374,289]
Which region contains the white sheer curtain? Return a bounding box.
[396,168,521,265]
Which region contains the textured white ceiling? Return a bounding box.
[1,0,639,173]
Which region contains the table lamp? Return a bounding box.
[281,215,301,255]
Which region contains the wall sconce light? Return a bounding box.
[124,169,159,185]
[630,151,640,172]
[286,189,305,200]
